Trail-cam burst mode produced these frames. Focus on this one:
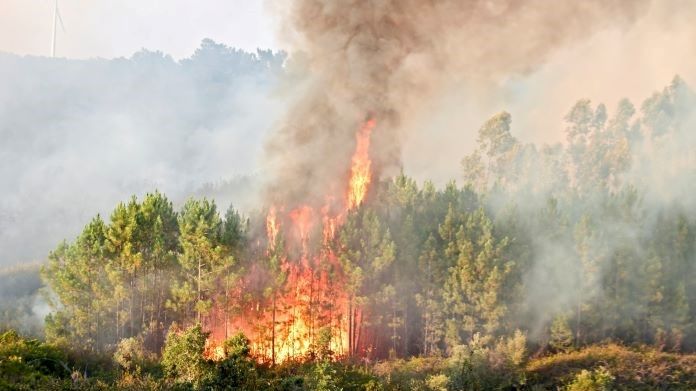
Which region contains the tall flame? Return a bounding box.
[347,119,376,210]
[266,206,279,248]
[207,119,376,363]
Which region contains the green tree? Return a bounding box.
[105,199,142,341]
[549,315,573,353]
[416,235,445,355]
[219,205,247,340]
[133,192,179,350]
[442,208,513,350]
[174,198,230,326]
[42,216,109,351]
[337,208,395,357]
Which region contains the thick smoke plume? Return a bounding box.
[265,0,649,205]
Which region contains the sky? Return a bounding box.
[0,0,278,59]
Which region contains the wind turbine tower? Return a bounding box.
[51,0,66,57]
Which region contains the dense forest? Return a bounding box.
[2,77,695,390]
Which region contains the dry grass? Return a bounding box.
[526,343,696,390]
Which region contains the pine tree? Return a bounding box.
[337,208,395,356]
[549,314,573,353]
[175,198,229,326]
[416,235,445,355]
[442,208,512,351]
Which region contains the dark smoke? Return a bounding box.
[264,0,650,205]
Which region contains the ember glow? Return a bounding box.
[206,119,376,363]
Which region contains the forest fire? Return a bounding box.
[347,119,376,210]
[206,119,376,363]
[26,1,696,388]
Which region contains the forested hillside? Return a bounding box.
[3,78,691,389]
[0,40,285,267]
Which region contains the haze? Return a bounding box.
[0,0,277,59]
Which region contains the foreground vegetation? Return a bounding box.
[2,328,695,390]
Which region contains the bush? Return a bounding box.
[527,343,696,390]
[565,367,614,391]
[373,355,448,390]
[425,373,449,391]
[447,331,527,390]
[549,315,574,353]
[308,361,341,391]
[0,330,70,389]
[207,333,259,390]
[161,324,214,389]
[310,327,335,361]
[113,336,157,374]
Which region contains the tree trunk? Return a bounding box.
[403,302,409,357]
[392,301,397,355]
[355,307,362,356]
[309,270,314,348]
[272,293,277,365]
[116,300,120,342]
[576,294,582,347]
[129,276,134,337]
[348,299,353,357]
[225,273,229,340]
[140,282,146,333]
[197,257,202,324]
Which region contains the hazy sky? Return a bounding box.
[0,0,278,59]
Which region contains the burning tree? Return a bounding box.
[202,119,382,363]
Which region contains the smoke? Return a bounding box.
[0,42,286,267]
[402,0,696,184]
[264,0,650,203]
[0,263,45,336]
[456,76,696,341]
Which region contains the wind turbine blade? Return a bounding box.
[51,0,57,57]
[56,7,66,33]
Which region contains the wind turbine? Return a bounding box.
[51,0,66,57]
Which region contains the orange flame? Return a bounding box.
[266,206,279,249]
[206,119,376,363]
[289,205,314,258]
[347,119,376,210]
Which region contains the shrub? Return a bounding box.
[549,315,574,353]
[0,329,70,389]
[161,324,214,389]
[113,336,156,374]
[425,373,449,391]
[207,332,259,390]
[447,331,527,390]
[310,327,335,361]
[373,355,448,390]
[565,367,614,391]
[309,361,341,391]
[527,343,696,390]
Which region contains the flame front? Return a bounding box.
[206,119,376,363]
